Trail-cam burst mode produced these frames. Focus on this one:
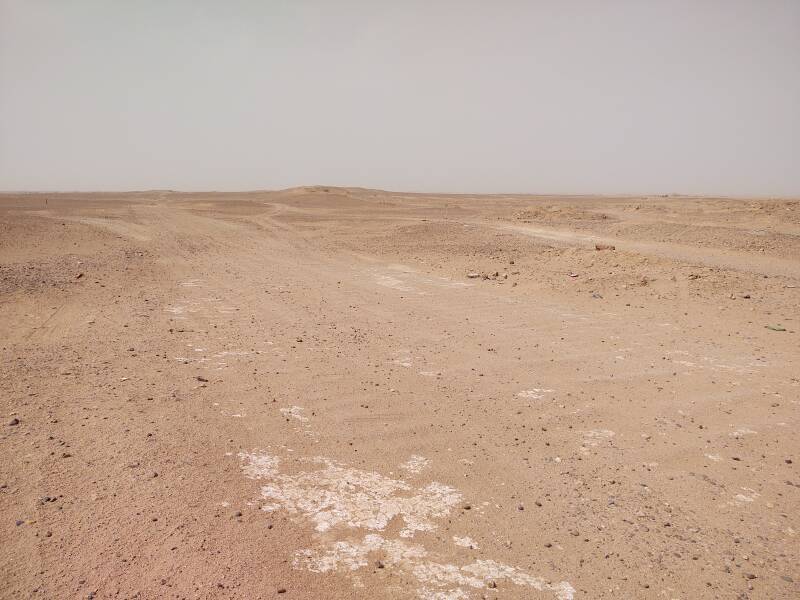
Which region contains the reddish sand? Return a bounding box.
[1,188,798,599]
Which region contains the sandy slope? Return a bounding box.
[0,189,798,599]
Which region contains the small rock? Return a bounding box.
[233,511,243,518]
[466,272,480,279]
[8,418,19,426]
[196,376,209,382]
[376,560,385,569]
[277,588,287,594]
[594,244,616,251]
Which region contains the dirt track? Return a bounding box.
[1,188,798,599]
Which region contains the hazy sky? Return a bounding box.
[1,1,798,195]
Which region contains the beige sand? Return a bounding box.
[1,188,798,599]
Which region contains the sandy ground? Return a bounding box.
[1,188,798,600]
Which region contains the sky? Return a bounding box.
[1,1,798,196]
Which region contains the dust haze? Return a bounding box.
[1,1,799,195]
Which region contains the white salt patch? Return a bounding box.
[729,428,757,438]
[295,534,573,600]
[261,457,460,537]
[240,452,573,600]
[238,451,279,478]
[281,406,309,422]
[418,589,470,600]
[401,455,431,475]
[735,487,760,503]
[238,454,460,537]
[705,454,722,461]
[296,533,427,574]
[452,536,478,549]
[415,558,574,599]
[516,388,554,399]
[375,275,413,291]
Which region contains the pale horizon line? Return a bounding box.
[0,185,797,202]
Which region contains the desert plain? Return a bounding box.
[0,188,798,599]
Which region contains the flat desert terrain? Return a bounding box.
[1,188,798,599]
